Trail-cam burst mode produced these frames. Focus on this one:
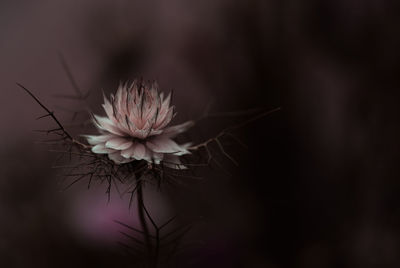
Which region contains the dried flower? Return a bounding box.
[85,80,193,168]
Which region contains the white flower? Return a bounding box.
[85,80,193,168]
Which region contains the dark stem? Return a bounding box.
[136,179,152,259]
[154,229,160,268]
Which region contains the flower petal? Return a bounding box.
[105,137,133,150]
[148,151,163,164]
[108,151,132,164]
[102,94,114,120]
[83,134,114,145]
[92,144,116,154]
[93,115,125,136]
[132,143,146,160]
[146,137,183,154]
[90,79,194,167]
[121,142,138,158]
[130,129,150,139]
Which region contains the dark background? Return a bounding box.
[1,0,400,267]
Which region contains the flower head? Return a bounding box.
[85,80,193,168]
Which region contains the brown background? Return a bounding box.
[1,0,400,267]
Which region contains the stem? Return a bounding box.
[136,179,152,259]
[154,229,160,268]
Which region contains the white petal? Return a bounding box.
[108,151,132,164]
[172,142,192,156]
[131,129,149,139]
[148,152,163,164]
[116,141,133,150]
[102,94,114,120]
[92,144,116,154]
[105,138,133,150]
[93,115,125,136]
[146,137,184,154]
[132,143,146,160]
[162,92,171,108]
[121,142,139,158]
[143,147,153,162]
[155,107,174,129]
[83,134,114,145]
[147,129,163,137]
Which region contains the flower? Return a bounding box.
[85,80,193,168]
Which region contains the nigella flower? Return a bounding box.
[85,80,193,168]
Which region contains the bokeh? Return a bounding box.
[1,0,400,267]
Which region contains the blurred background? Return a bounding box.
[1,0,400,267]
